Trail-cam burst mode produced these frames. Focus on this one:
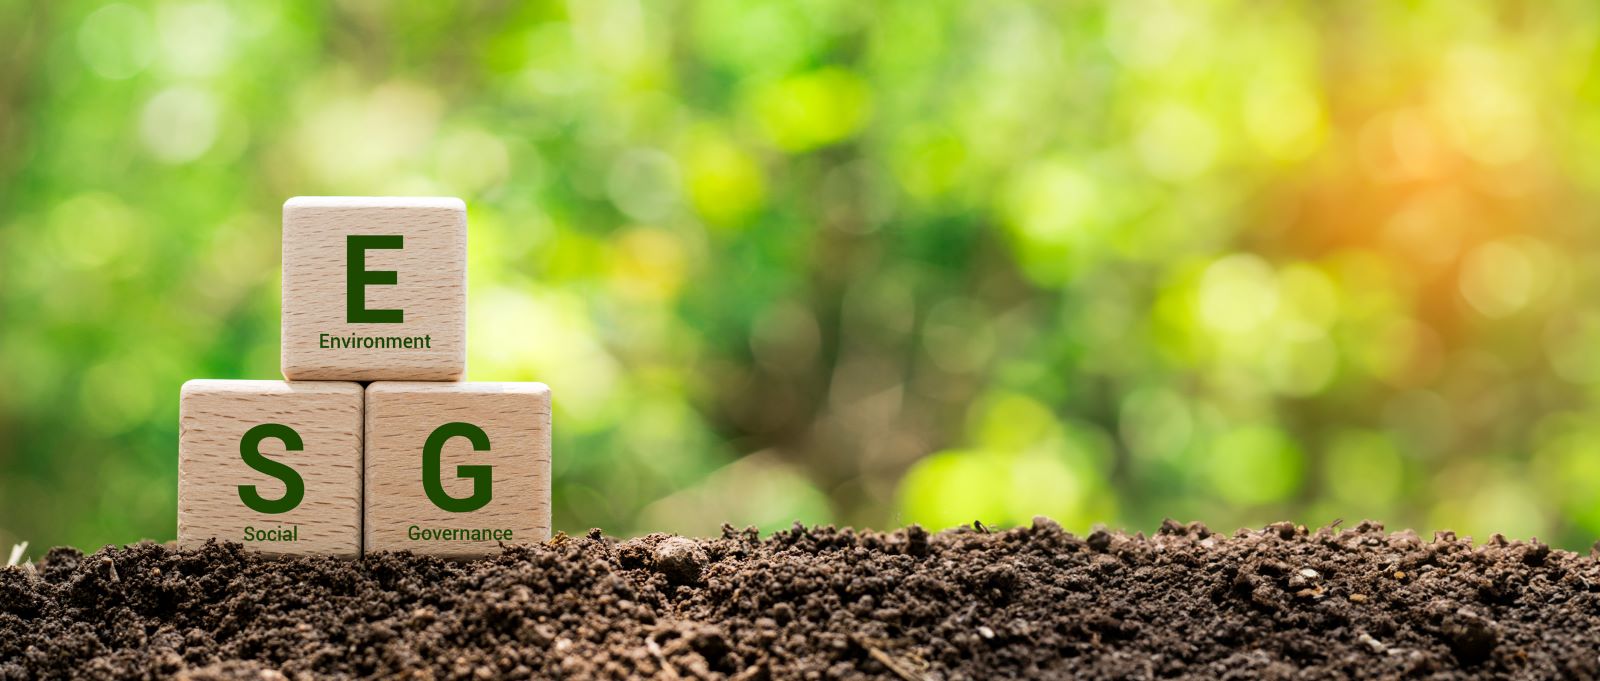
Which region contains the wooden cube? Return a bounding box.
[364,382,551,558]
[281,196,467,381]
[178,380,364,557]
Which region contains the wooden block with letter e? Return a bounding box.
[178,380,364,557]
[281,196,466,381]
[364,382,551,558]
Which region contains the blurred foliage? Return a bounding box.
[3,0,1600,552]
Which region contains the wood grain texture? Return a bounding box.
[281,196,466,381]
[178,380,363,557]
[365,382,551,558]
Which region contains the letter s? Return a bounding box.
[238,423,306,514]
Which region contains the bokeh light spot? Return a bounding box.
[1323,429,1403,509]
[607,148,682,222]
[748,67,872,152]
[1002,160,1096,248]
[1434,47,1538,167]
[1197,254,1279,335]
[1135,103,1220,181]
[1264,335,1337,397]
[969,392,1061,454]
[436,129,510,195]
[1119,387,1193,463]
[607,227,688,301]
[1544,311,1600,384]
[1459,240,1535,318]
[898,449,1012,531]
[49,193,143,271]
[1244,74,1326,161]
[156,2,235,77]
[78,4,155,80]
[1206,426,1304,505]
[294,81,442,187]
[681,129,765,227]
[1276,263,1339,340]
[139,86,220,164]
[1006,451,1086,526]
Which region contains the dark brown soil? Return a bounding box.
[4,519,1600,680]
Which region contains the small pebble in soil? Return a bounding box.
[1443,608,1498,664]
[652,537,707,584]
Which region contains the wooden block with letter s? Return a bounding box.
[177,379,364,557]
[281,196,466,381]
[364,381,551,558]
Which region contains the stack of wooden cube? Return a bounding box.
[177,197,551,559]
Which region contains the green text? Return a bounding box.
[347,234,403,323]
[407,525,512,542]
[243,525,299,542]
[238,423,305,514]
[319,332,432,349]
[423,422,493,513]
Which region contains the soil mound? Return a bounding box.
[3,520,1599,679]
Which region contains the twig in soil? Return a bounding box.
[853,635,926,681]
[1358,631,1387,654]
[865,646,925,681]
[644,632,683,680]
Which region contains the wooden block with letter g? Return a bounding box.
[177,380,363,557]
[281,196,466,381]
[364,382,552,558]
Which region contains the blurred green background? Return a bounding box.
[4,1,1600,553]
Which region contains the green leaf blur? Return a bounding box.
[2,1,1599,550]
